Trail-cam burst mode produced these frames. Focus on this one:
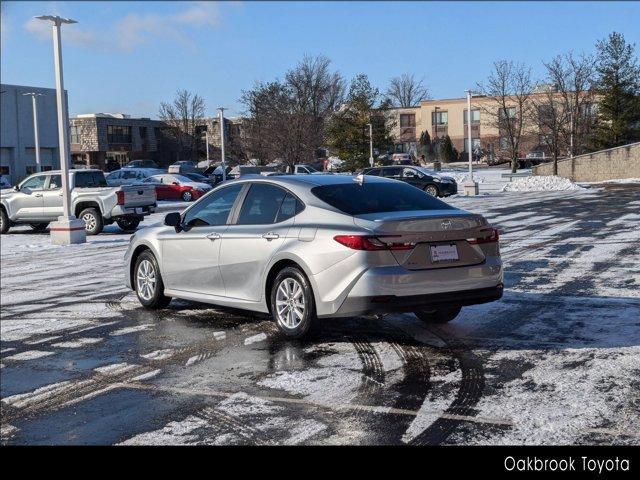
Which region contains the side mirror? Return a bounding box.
[172,182,179,186]
[164,212,182,232]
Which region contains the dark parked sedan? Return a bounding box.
[362,166,457,197]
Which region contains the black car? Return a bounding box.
[182,172,217,187]
[361,166,457,197]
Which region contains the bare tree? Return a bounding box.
[385,73,430,107]
[529,85,568,175]
[241,55,344,167]
[159,89,206,161]
[478,61,535,173]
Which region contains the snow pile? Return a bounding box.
[502,175,585,192]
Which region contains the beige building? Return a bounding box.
[389,92,598,161]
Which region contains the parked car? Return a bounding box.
[202,165,233,185]
[391,153,415,165]
[168,161,198,174]
[106,168,165,186]
[182,172,216,187]
[0,174,13,190]
[285,164,325,175]
[1,169,157,235]
[143,174,212,202]
[124,174,503,338]
[124,159,159,169]
[362,166,457,197]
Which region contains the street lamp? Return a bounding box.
[217,107,227,181]
[35,14,86,244]
[463,90,479,196]
[366,122,374,167]
[22,92,44,173]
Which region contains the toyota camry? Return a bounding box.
[124,174,503,338]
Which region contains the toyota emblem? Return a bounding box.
[441,220,452,230]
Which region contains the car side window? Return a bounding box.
[48,174,62,189]
[122,171,138,180]
[237,184,288,225]
[382,168,401,178]
[183,184,243,228]
[365,169,381,176]
[20,175,47,190]
[275,193,304,223]
[403,168,420,178]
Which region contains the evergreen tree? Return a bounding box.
[440,135,456,163]
[418,130,433,161]
[592,32,640,149]
[327,74,395,170]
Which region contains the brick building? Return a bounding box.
[69,113,165,169]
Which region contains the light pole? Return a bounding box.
[22,92,44,173]
[463,90,479,196]
[36,14,86,245]
[205,128,210,166]
[217,107,227,181]
[366,122,374,167]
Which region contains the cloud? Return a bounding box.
[23,1,221,53]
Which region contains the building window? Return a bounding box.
[581,103,598,117]
[431,111,448,125]
[499,137,511,150]
[107,125,132,143]
[0,166,9,175]
[463,109,480,124]
[139,126,148,138]
[499,107,517,120]
[70,125,80,144]
[539,134,553,145]
[400,114,416,128]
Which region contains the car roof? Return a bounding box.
[224,173,395,188]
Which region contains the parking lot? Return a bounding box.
[1,184,639,445]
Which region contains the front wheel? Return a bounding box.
[134,251,172,309]
[270,267,316,338]
[425,184,439,197]
[0,209,9,234]
[79,208,104,235]
[414,306,462,324]
[181,190,193,202]
[116,217,141,232]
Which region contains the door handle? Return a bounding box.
[262,232,279,240]
[34,193,43,197]
[206,233,221,241]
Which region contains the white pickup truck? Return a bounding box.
[0,169,157,235]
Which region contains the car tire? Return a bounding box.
[270,266,316,339]
[0,208,9,234]
[116,218,141,232]
[414,306,462,324]
[425,184,439,197]
[134,250,172,309]
[181,190,193,202]
[30,223,49,232]
[79,208,104,235]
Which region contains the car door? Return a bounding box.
[159,183,244,297]
[41,174,64,219]
[12,174,47,219]
[218,183,298,301]
[402,167,424,189]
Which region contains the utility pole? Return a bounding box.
[463,90,479,196]
[218,107,227,181]
[367,123,374,167]
[22,92,44,172]
[35,14,86,245]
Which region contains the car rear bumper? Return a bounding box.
[316,255,503,318]
[111,204,156,218]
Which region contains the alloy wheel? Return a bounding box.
[82,212,97,231]
[136,259,157,301]
[275,278,305,329]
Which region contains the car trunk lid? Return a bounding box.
[119,184,157,207]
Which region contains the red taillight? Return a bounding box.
[116,190,125,205]
[468,227,500,245]
[333,235,415,251]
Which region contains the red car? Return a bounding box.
[143,174,213,202]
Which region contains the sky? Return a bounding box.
[1,1,639,119]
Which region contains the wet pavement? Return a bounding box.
[1,185,639,445]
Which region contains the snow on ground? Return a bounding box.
[502,175,585,192]
[579,178,640,185]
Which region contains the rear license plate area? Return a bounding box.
[429,244,459,262]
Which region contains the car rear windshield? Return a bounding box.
[311,182,454,216]
[75,171,107,188]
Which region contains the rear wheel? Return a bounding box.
[270,267,316,338]
[116,217,141,232]
[181,190,193,202]
[30,223,49,232]
[134,251,171,309]
[425,184,439,197]
[79,208,104,235]
[0,209,9,234]
[414,306,462,324]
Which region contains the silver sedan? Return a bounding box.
[124,174,503,338]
